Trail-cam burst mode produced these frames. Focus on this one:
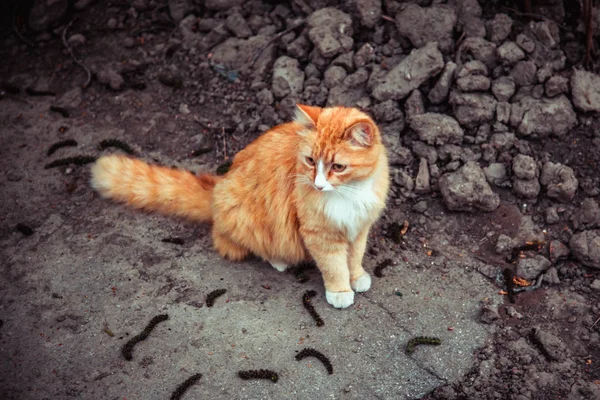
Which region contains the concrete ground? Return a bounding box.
[0,96,501,399]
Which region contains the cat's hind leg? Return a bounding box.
[268,260,289,272]
[212,231,250,261]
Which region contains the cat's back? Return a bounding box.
[212,122,301,205]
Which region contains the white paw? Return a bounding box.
[268,260,288,272]
[326,290,355,309]
[351,273,371,293]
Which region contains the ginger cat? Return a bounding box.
[91,105,390,308]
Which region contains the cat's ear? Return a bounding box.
[345,121,375,147]
[294,104,322,128]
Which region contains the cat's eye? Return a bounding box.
[305,156,315,166]
[332,163,346,172]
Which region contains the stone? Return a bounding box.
[510,95,577,138]
[570,230,600,269]
[225,12,253,39]
[537,66,553,83]
[529,21,560,48]
[353,44,375,68]
[323,66,347,89]
[414,158,431,194]
[453,0,483,36]
[393,169,415,192]
[67,33,86,48]
[211,35,277,79]
[497,41,525,65]
[168,0,193,22]
[510,61,537,86]
[457,60,488,78]
[516,33,536,53]
[97,62,124,91]
[546,207,560,224]
[495,234,513,254]
[353,0,382,28]
[590,279,600,291]
[287,35,312,59]
[513,179,540,199]
[486,13,513,44]
[326,85,367,107]
[532,327,567,361]
[517,255,551,280]
[484,163,508,186]
[438,144,462,162]
[496,102,511,124]
[29,0,68,31]
[439,161,500,212]
[272,56,305,99]
[428,61,457,104]
[412,200,428,213]
[395,4,457,53]
[456,75,491,92]
[256,89,274,106]
[272,56,304,98]
[512,154,538,180]
[344,68,369,88]
[571,198,600,231]
[479,306,500,324]
[543,267,560,285]
[545,75,569,98]
[74,0,94,10]
[307,8,353,58]
[490,132,516,151]
[449,92,497,128]
[571,69,600,112]
[458,37,498,70]
[404,89,425,121]
[549,240,570,263]
[540,161,578,202]
[412,142,437,165]
[491,76,516,102]
[372,100,403,123]
[371,42,444,101]
[204,0,244,10]
[409,113,464,146]
[332,52,354,71]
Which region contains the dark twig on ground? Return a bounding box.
[249,20,306,68]
[62,17,92,88]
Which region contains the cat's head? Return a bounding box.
[293,104,383,193]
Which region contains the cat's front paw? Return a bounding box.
[325,290,355,309]
[351,273,371,293]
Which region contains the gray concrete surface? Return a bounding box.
[1,96,501,400]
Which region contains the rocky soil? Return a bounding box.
[2,0,600,399]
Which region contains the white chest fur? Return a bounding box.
[322,177,380,241]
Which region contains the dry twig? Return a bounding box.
[62,17,92,88]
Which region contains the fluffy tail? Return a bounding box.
[90,155,219,222]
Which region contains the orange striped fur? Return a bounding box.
[90,105,390,308]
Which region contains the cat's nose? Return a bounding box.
[314,173,328,190]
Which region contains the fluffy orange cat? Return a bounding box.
[91,105,390,308]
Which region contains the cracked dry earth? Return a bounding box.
[2,0,600,399]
